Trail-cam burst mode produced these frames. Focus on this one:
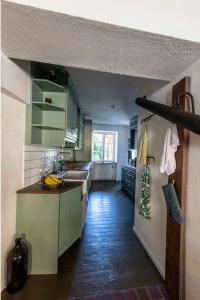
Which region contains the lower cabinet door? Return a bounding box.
[58,188,82,256]
[16,194,60,274]
[121,167,136,199]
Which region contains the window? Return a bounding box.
[92,131,118,162]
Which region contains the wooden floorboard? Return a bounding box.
[2,181,163,300]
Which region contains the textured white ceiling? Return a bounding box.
[2,1,200,81]
[67,67,166,125]
[5,0,200,43]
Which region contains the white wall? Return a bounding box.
[1,52,31,289]
[8,0,200,42]
[1,52,31,104]
[134,112,168,277]
[1,53,63,290]
[92,124,129,181]
[134,59,200,299]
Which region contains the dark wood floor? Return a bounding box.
[2,181,163,300]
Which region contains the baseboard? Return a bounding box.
[133,226,165,279]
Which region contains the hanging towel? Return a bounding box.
[160,124,180,176]
[162,183,184,224]
[138,125,148,165]
[139,165,151,219]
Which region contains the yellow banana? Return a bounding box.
[45,177,55,185]
[44,175,63,187]
[45,177,54,186]
[48,176,57,184]
[49,175,62,184]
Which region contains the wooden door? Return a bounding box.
[165,77,191,300]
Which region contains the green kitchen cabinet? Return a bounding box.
[26,64,85,147]
[64,78,78,145]
[77,120,84,150]
[74,120,92,161]
[58,188,82,256]
[121,165,136,200]
[129,115,138,150]
[26,79,66,146]
[16,185,82,274]
[75,107,84,150]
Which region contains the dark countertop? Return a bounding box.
[62,161,92,171]
[17,181,83,194]
[94,161,117,164]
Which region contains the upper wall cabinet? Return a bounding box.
[26,63,81,147]
[129,115,138,150]
[64,78,78,145]
[75,108,84,150]
[26,79,66,146]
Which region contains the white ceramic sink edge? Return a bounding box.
[58,170,90,194]
[60,170,89,180]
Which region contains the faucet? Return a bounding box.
[55,152,64,174]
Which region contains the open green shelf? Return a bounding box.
[32,102,65,111]
[26,77,66,146]
[32,79,65,93]
[32,124,65,130]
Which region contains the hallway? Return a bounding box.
[62,181,163,297]
[2,181,164,300]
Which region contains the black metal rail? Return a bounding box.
[141,113,155,123]
[135,96,200,135]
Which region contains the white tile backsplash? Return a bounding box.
[24,151,30,161]
[30,176,36,185]
[30,151,37,160]
[24,145,31,151]
[30,160,36,169]
[24,178,30,187]
[36,159,41,167]
[24,160,30,170]
[24,169,30,179]
[23,145,60,187]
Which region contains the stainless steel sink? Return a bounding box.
[60,170,89,180]
[58,170,91,194]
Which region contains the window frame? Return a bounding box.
[92,130,118,162]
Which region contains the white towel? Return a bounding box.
[160,124,180,176]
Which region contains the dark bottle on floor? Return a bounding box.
[6,237,28,294]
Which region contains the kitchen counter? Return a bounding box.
[94,161,117,164]
[16,182,83,275]
[62,161,92,171]
[17,181,83,194]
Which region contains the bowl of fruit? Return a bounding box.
[42,174,64,189]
